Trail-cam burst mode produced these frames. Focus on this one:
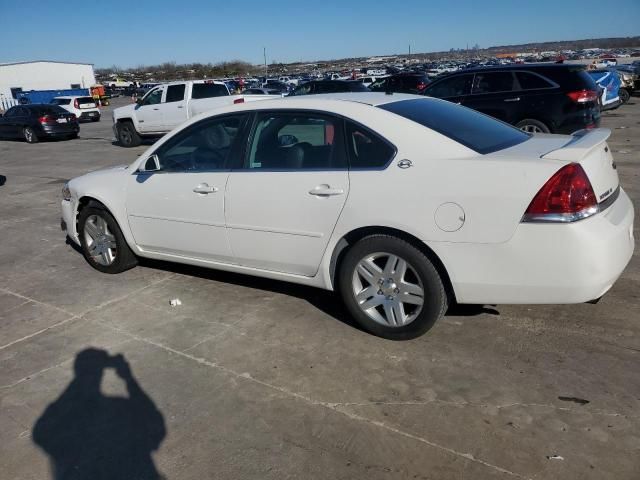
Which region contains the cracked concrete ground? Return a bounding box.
[0,97,638,480]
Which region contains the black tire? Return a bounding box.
[515,119,550,134]
[619,88,630,104]
[338,235,448,340]
[78,205,137,274]
[117,121,141,147]
[23,127,39,143]
[91,117,101,122]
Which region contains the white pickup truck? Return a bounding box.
[112,80,280,147]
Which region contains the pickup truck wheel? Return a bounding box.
[117,121,141,148]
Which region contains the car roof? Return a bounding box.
[442,63,584,75]
[239,92,424,108]
[53,96,91,99]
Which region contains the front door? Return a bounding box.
[225,111,349,276]
[135,86,165,133]
[126,114,249,263]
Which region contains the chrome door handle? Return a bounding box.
[309,185,344,197]
[504,97,520,102]
[153,108,159,110]
[193,183,218,194]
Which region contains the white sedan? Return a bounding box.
[61,93,635,339]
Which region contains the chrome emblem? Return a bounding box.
[397,159,413,169]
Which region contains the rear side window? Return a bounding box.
[472,72,516,94]
[192,83,228,99]
[166,84,186,103]
[516,72,554,90]
[426,74,473,98]
[379,99,529,154]
[538,66,598,91]
[345,121,395,169]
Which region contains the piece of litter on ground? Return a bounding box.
[618,150,630,154]
[616,126,627,129]
[558,396,589,405]
[546,455,564,461]
[169,298,182,307]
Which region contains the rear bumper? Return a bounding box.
[443,188,635,304]
[40,124,79,137]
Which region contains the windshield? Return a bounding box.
[379,98,529,154]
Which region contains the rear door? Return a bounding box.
[225,111,349,276]
[424,74,473,104]
[463,71,518,123]
[158,83,187,131]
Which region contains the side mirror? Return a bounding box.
[135,98,143,105]
[138,154,160,173]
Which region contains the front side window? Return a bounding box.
[153,115,247,172]
[472,72,516,94]
[345,122,395,169]
[245,113,346,170]
[141,88,163,106]
[426,74,473,98]
[292,83,312,95]
[166,84,186,103]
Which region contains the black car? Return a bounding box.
[0,104,79,143]
[422,64,600,133]
[289,80,369,96]
[369,73,430,94]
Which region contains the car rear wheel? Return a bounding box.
[338,235,448,340]
[23,127,38,143]
[78,205,137,274]
[516,119,550,134]
[117,121,141,148]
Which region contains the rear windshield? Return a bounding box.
[77,97,95,105]
[379,98,529,154]
[29,105,68,115]
[192,83,229,99]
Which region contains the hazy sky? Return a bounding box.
[1,0,638,68]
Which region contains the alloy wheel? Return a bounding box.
[519,124,544,133]
[83,215,117,266]
[351,252,425,327]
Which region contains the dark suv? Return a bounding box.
[369,73,430,94]
[289,80,369,96]
[422,64,600,133]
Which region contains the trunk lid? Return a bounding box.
[541,129,619,204]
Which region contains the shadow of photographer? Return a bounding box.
[32,348,166,480]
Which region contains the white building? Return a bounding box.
[0,60,96,101]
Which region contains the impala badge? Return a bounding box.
[397,159,413,169]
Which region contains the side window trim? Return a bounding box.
[235,109,348,172]
[343,119,398,171]
[139,113,250,174]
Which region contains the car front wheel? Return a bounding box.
[117,121,141,148]
[78,205,137,273]
[338,235,448,340]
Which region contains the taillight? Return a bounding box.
[522,163,598,223]
[566,89,598,103]
[233,98,244,104]
[74,98,79,108]
[38,115,55,124]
